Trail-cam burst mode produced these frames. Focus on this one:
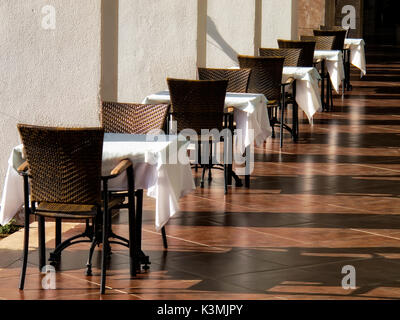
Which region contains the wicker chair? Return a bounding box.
[299,35,335,50]
[101,102,170,134]
[101,101,169,254]
[259,48,302,67]
[237,55,295,148]
[167,78,232,193]
[277,39,316,67]
[320,25,349,38]
[17,124,136,294]
[197,68,251,93]
[315,28,351,92]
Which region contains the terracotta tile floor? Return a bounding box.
[1,45,400,300]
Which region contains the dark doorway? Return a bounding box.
[363,0,400,45]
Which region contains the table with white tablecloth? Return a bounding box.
[344,38,367,77]
[0,134,196,231]
[282,66,322,124]
[314,50,346,93]
[143,91,272,155]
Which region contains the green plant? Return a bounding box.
[0,219,21,236]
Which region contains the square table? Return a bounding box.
[143,91,273,187]
[282,66,322,124]
[314,50,346,94]
[142,91,272,156]
[0,134,195,232]
[344,38,367,77]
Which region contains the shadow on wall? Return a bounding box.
[207,16,238,65]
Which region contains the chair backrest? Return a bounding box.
[277,39,316,67]
[17,124,104,205]
[197,68,251,93]
[313,29,347,50]
[101,102,169,134]
[320,25,349,38]
[237,55,284,101]
[166,78,228,134]
[300,35,335,50]
[258,48,302,67]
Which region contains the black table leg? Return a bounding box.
[135,189,151,270]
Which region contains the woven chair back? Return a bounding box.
[277,39,316,67]
[237,55,284,101]
[197,67,251,93]
[259,48,302,67]
[313,29,347,50]
[101,102,169,134]
[17,124,104,205]
[167,78,228,134]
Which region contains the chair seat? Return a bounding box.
[35,197,124,219]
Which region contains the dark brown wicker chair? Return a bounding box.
[167,78,231,193]
[17,124,136,294]
[197,68,251,93]
[237,55,295,148]
[277,39,316,67]
[300,35,335,50]
[101,102,170,134]
[259,48,302,67]
[299,35,335,111]
[101,101,169,252]
[313,29,347,51]
[320,25,349,38]
[315,28,351,92]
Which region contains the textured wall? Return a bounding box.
[206,0,258,67]
[297,0,326,36]
[261,0,298,47]
[0,0,102,193]
[118,0,198,102]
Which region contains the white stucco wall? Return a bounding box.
[206,0,258,68]
[0,0,102,194]
[117,0,198,102]
[261,0,298,48]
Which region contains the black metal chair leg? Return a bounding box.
[19,217,29,290]
[224,164,228,195]
[161,226,168,249]
[200,165,206,188]
[268,108,275,138]
[280,104,284,148]
[100,182,109,294]
[38,216,46,271]
[127,165,137,277]
[85,236,98,276]
[244,146,250,188]
[19,175,30,290]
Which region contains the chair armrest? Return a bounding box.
[17,161,29,175]
[111,159,132,176]
[102,159,133,180]
[281,77,295,87]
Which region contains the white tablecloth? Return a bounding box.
[0,134,195,231]
[344,38,366,76]
[142,91,272,155]
[282,66,322,124]
[314,50,345,93]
